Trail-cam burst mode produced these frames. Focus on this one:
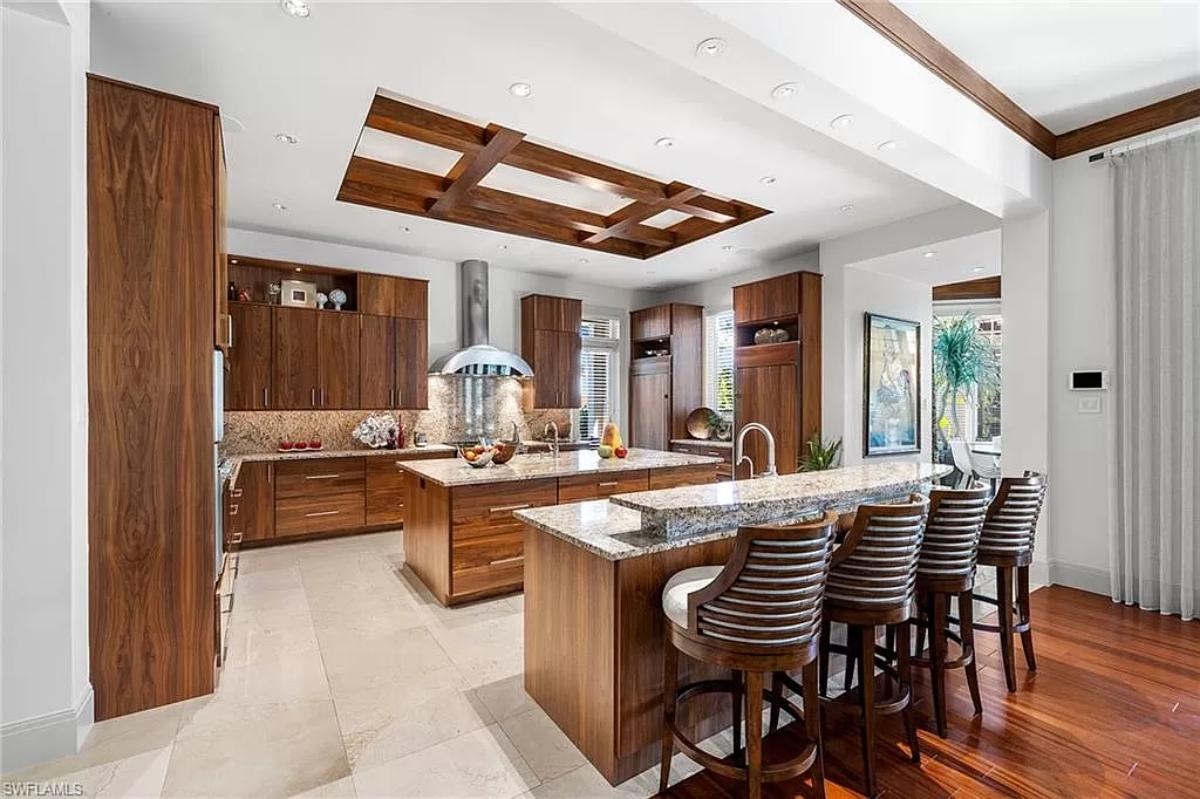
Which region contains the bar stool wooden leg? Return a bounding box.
[745,670,764,799]
[768,672,784,734]
[658,641,679,795]
[915,602,927,657]
[959,590,983,715]
[857,624,878,798]
[997,566,1018,692]
[818,616,832,697]
[1017,565,1037,671]
[844,624,858,693]
[732,670,744,764]
[802,661,826,798]
[929,591,949,738]
[895,621,920,762]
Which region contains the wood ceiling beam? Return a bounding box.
[503,141,668,204]
[584,184,704,245]
[933,275,1001,301]
[429,124,525,215]
[675,195,741,224]
[1055,89,1200,158]
[343,157,447,199]
[366,94,487,153]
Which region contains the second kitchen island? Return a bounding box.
[399,448,722,606]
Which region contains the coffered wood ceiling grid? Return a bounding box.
[337,94,770,259]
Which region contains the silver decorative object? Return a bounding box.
[352,413,398,449]
[316,292,329,309]
[329,288,348,311]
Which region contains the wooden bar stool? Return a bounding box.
[909,484,991,737]
[814,496,928,799]
[658,512,838,799]
[973,472,1047,692]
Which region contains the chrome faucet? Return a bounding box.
[543,421,560,458]
[734,422,777,479]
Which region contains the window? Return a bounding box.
[579,315,619,442]
[705,310,735,417]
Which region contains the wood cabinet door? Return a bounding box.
[318,312,360,409]
[227,304,273,410]
[734,363,797,478]
[631,305,670,340]
[395,317,428,409]
[359,314,394,409]
[630,369,670,450]
[733,273,799,324]
[273,307,319,409]
[234,461,275,541]
[213,118,229,350]
[530,329,561,408]
[558,331,581,409]
[531,295,580,331]
[392,277,427,319]
[365,456,406,527]
[357,273,395,316]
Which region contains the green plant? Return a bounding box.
[932,313,999,456]
[799,434,843,471]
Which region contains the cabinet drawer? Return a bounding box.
[557,474,597,502]
[275,457,365,499]
[450,478,558,529]
[670,442,733,463]
[452,530,524,600]
[597,470,649,496]
[452,559,525,601]
[649,464,719,490]
[365,457,407,526]
[276,490,365,535]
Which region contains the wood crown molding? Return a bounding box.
[836,1,1200,160]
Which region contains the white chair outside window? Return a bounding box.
[949,439,976,489]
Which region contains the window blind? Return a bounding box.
[579,349,611,442]
[707,310,735,416]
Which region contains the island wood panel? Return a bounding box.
[451,531,525,600]
[450,478,559,537]
[87,75,218,720]
[359,314,394,409]
[365,450,455,527]
[629,360,671,450]
[559,470,650,502]
[395,317,428,408]
[647,463,719,490]
[523,526,735,785]
[233,461,274,542]
[403,474,453,604]
[273,307,319,409]
[317,312,360,409]
[227,303,273,410]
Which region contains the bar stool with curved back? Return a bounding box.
[909,483,991,737]
[813,495,928,799]
[973,472,1047,692]
[658,512,838,799]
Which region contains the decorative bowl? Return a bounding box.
[685,407,720,439]
[459,444,495,468]
[491,441,517,465]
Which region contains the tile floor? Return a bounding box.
[3,532,739,798]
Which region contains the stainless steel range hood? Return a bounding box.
[429,259,534,376]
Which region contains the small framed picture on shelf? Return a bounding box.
[280,279,318,308]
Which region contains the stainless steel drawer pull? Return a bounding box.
[598,481,620,488]
[490,555,524,566]
[231,488,243,498]
[490,503,531,514]
[305,510,341,518]
[305,474,341,480]
[229,503,240,515]
[231,532,244,544]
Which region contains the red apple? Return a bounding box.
[280,440,294,451]
[294,441,308,450]
[615,446,628,458]
[309,439,322,449]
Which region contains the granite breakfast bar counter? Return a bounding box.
[397,448,722,606]
[514,462,951,785]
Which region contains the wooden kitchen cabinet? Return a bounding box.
[648,463,720,489]
[734,360,798,479]
[557,470,649,502]
[274,457,365,536]
[364,450,454,528]
[733,272,800,324]
[227,303,273,410]
[358,274,428,319]
[272,307,319,408]
[359,315,428,409]
[627,304,702,449]
[231,461,274,543]
[395,317,428,408]
[317,312,360,408]
[669,441,733,481]
[521,294,582,409]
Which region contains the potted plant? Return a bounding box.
[799,433,843,472]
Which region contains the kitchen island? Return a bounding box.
[398,448,722,606]
[515,462,952,785]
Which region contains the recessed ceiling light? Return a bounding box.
[830,114,855,130]
[280,0,309,18]
[274,133,299,145]
[972,266,985,273]
[655,136,674,149]
[399,225,411,233]
[878,140,898,152]
[840,204,855,213]
[272,202,288,211]
[770,82,799,100]
[760,176,776,185]
[497,243,508,250]
[922,250,936,259]
[578,257,589,264]
[721,245,734,252]
[294,267,302,272]
[696,37,726,57]
[508,82,532,98]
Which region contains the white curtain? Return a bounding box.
[1110,131,1200,620]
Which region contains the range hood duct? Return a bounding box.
[429,259,534,376]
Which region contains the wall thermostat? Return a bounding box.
[1069,370,1108,391]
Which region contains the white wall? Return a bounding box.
[226,228,657,434]
[1,0,93,772]
[656,251,820,312]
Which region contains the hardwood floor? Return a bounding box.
[663,586,1200,798]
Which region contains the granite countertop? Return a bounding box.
[670,438,733,449]
[231,444,456,463]
[395,447,722,487]
[515,462,953,560]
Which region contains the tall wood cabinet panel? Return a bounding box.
[358,274,427,319]
[317,312,360,409]
[88,75,220,720]
[273,308,319,409]
[521,294,582,409]
[213,117,230,350]
[227,303,273,410]
[732,270,821,477]
[627,303,702,449]
[359,314,394,409]
[395,317,428,408]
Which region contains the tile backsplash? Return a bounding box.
[222,376,571,455]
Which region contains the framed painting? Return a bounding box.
[863,313,921,457]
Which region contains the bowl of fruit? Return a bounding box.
[491,441,517,465]
[459,443,496,468]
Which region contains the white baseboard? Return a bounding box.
[0,684,93,775]
[1048,560,1111,597]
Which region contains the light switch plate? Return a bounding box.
[1078,396,1102,414]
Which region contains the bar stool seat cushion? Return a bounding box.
[662,566,723,629]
